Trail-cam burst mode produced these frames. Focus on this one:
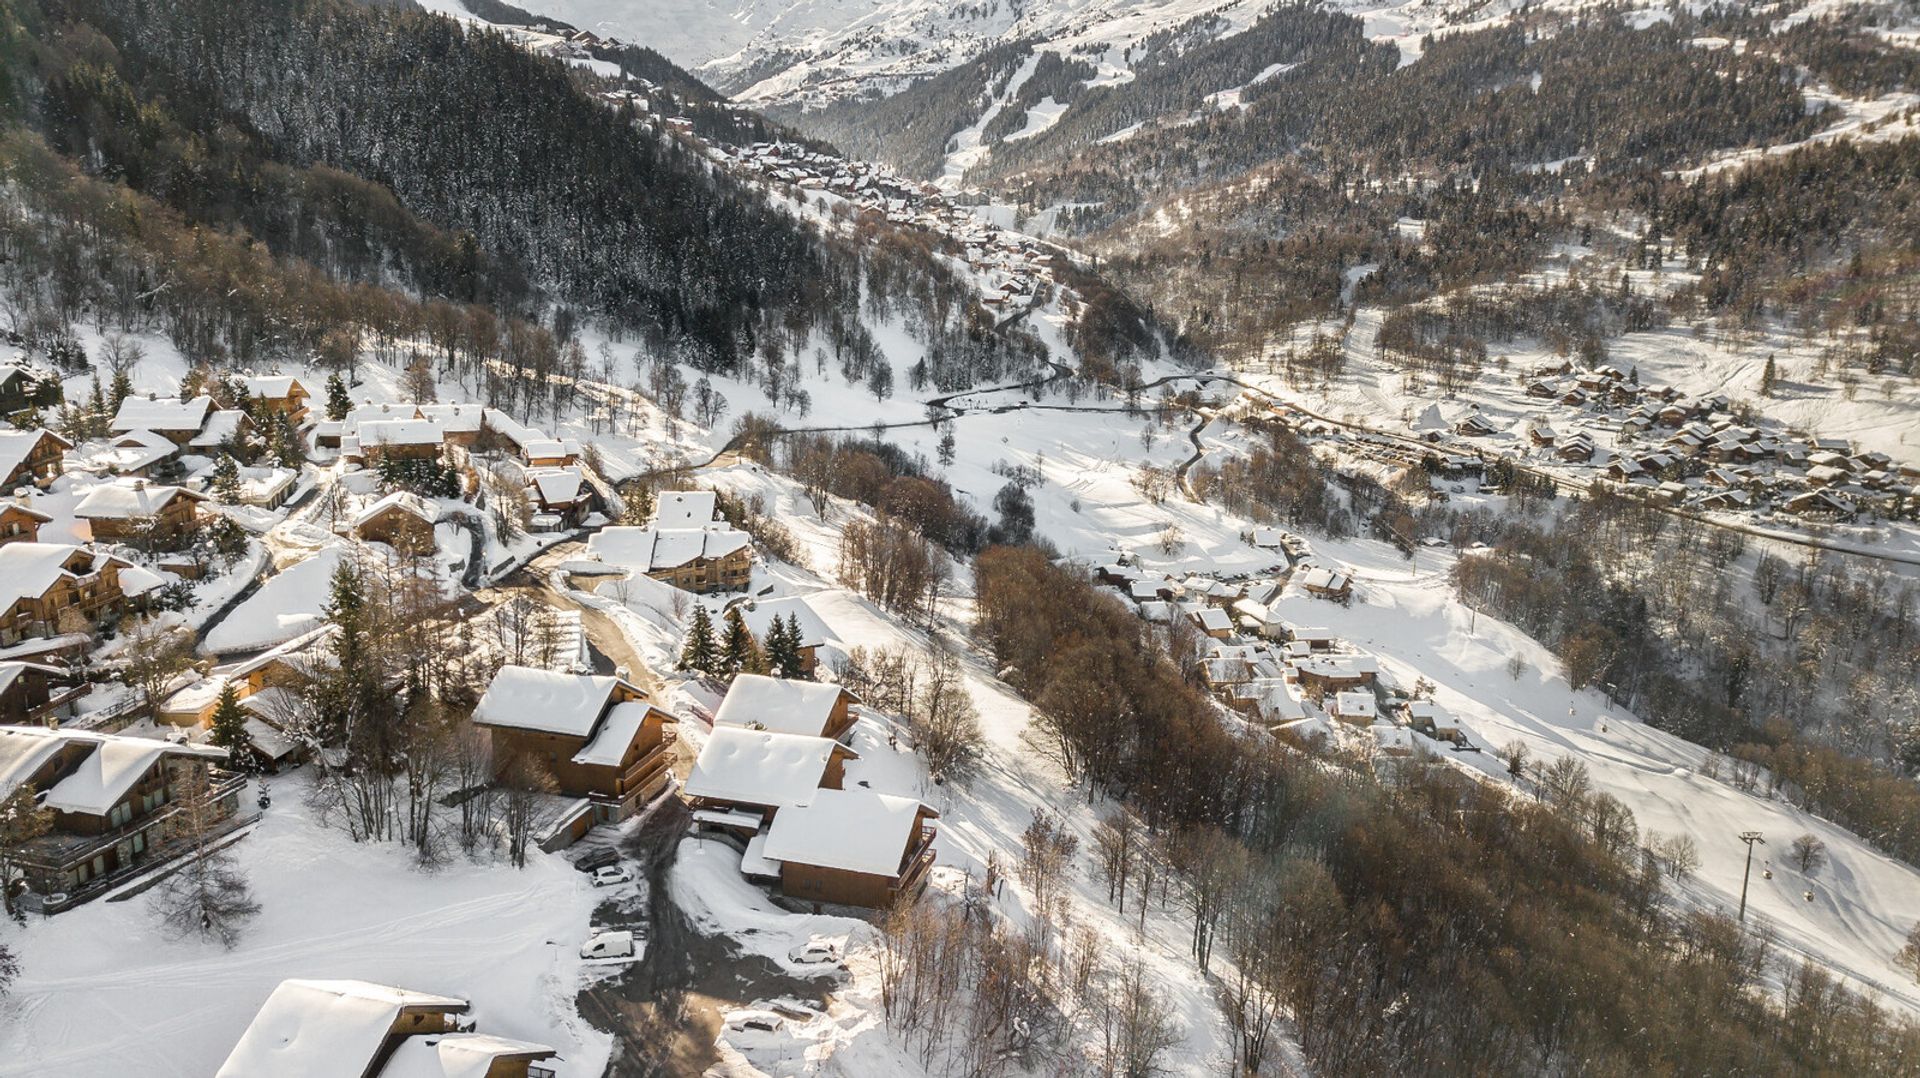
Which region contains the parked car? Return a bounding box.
[590,865,634,887]
[580,930,636,960]
[725,1010,783,1034]
[572,846,620,872]
[787,938,842,966]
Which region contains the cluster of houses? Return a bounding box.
[583,490,754,594]
[726,141,1060,313]
[1095,557,1468,761]
[1439,363,1920,522]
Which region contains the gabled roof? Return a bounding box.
[682,726,853,809]
[527,468,585,507]
[380,1032,558,1078]
[189,409,251,448]
[571,699,674,767]
[0,428,70,479]
[216,979,469,1078]
[761,788,933,877]
[0,725,224,812]
[652,490,717,527]
[111,395,213,434]
[712,674,848,738]
[356,419,443,448]
[73,481,203,520]
[0,499,52,523]
[242,375,305,399]
[587,526,750,572]
[0,660,61,698]
[353,491,439,530]
[0,542,126,609]
[471,665,638,738]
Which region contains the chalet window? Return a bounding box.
[131,831,146,855]
[109,802,132,828]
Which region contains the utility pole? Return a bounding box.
[1738,831,1766,922]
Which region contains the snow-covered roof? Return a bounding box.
[1193,607,1233,632]
[652,490,718,527]
[570,699,671,767]
[0,428,67,481]
[73,481,201,520]
[0,660,62,698]
[528,468,584,506]
[472,666,637,738]
[352,490,438,530]
[587,526,750,572]
[712,674,847,738]
[416,404,484,433]
[682,727,852,809]
[380,1032,556,1078]
[356,419,443,448]
[189,409,250,448]
[71,428,178,474]
[110,395,212,434]
[216,979,469,1078]
[42,734,223,814]
[0,724,73,795]
[520,437,570,460]
[1295,566,1350,592]
[242,716,299,762]
[242,375,303,399]
[0,543,125,609]
[1332,691,1377,719]
[762,788,932,877]
[728,597,837,649]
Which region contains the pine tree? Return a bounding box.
[1761,354,1777,398]
[766,612,804,678]
[718,608,760,678]
[679,604,718,675]
[207,681,250,763]
[108,369,135,413]
[938,427,956,467]
[212,454,242,503]
[86,375,107,436]
[325,373,351,421]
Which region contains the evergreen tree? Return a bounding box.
[718,607,761,678]
[1761,354,1777,398]
[207,681,250,763]
[212,454,242,503]
[86,374,107,435]
[937,427,956,467]
[108,369,135,413]
[325,374,351,421]
[766,612,807,679]
[679,604,718,675]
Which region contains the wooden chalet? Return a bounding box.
[472,666,678,825]
[0,428,71,491]
[0,543,142,644]
[587,525,753,594]
[241,375,311,424]
[0,500,50,545]
[352,491,440,555]
[1295,566,1353,604]
[728,597,836,676]
[713,674,857,742]
[73,480,204,546]
[681,726,858,832]
[218,979,557,1078]
[761,789,938,909]
[110,395,214,445]
[0,660,82,724]
[0,726,240,909]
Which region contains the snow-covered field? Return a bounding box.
[0,774,610,1078]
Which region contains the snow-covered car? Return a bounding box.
[579,930,636,960]
[787,939,842,966]
[590,865,634,887]
[725,1010,784,1034]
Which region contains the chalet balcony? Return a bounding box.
[615,731,676,799]
[890,826,937,901]
[18,770,253,913]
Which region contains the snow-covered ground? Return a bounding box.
[0,774,610,1077]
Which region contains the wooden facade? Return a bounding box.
[778,809,938,909]
[355,502,437,554]
[647,546,752,594]
[0,501,49,545]
[78,486,204,545]
[0,545,131,644]
[0,429,71,490]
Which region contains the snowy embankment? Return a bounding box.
[0,774,611,1077]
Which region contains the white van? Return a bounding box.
[580,930,636,961]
